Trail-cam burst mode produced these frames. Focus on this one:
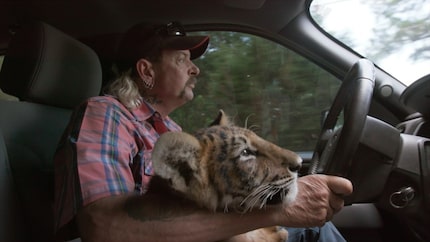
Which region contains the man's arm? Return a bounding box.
[76,192,279,242]
[76,174,353,242]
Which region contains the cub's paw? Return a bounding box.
[256,226,288,242]
[224,226,287,242]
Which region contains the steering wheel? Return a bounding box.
[309,58,375,178]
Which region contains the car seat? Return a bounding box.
[0,21,102,242]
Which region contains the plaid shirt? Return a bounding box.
[54,95,181,233]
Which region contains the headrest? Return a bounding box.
[0,21,102,108]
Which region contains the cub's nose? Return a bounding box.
[289,154,302,173]
[290,163,302,172]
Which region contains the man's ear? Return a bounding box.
[135,58,154,80]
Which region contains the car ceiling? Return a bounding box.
[0,0,305,50]
[0,0,414,120]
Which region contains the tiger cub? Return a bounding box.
[151,110,302,241]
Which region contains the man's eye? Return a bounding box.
[177,54,187,63]
[241,148,256,156]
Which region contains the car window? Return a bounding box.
[310,0,430,86]
[170,31,341,152]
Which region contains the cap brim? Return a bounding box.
[163,35,210,59]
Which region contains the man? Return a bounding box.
[54,21,352,242]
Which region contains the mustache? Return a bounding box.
[187,77,198,86]
[179,77,198,99]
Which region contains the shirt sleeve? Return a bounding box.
[54,97,183,234]
[75,99,137,204]
[54,98,138,232]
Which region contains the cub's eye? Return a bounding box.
[241,148,256,157]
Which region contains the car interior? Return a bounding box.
[0,0,429,242]
[0,21,102,241]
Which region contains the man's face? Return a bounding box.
[151,49,200,108]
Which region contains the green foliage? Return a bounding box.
[366,0,430,61]
[171,32,340,151]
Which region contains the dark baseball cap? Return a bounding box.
[115,21,209,73]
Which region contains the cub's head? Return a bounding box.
[152,110,302,212]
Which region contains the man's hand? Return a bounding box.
[277,174,353,228]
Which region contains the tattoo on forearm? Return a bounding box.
[124,195,197,222]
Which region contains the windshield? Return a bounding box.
[310,0,430,86]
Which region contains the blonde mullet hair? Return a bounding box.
[104,69,143,110]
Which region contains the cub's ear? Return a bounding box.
[152,131,201,193]
[209,109,232,126]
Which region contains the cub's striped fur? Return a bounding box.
[152,110,302,241]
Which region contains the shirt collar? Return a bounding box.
[128,99,182,132]
[131,100,156,122]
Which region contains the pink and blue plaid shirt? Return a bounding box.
[54,95,181,233]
